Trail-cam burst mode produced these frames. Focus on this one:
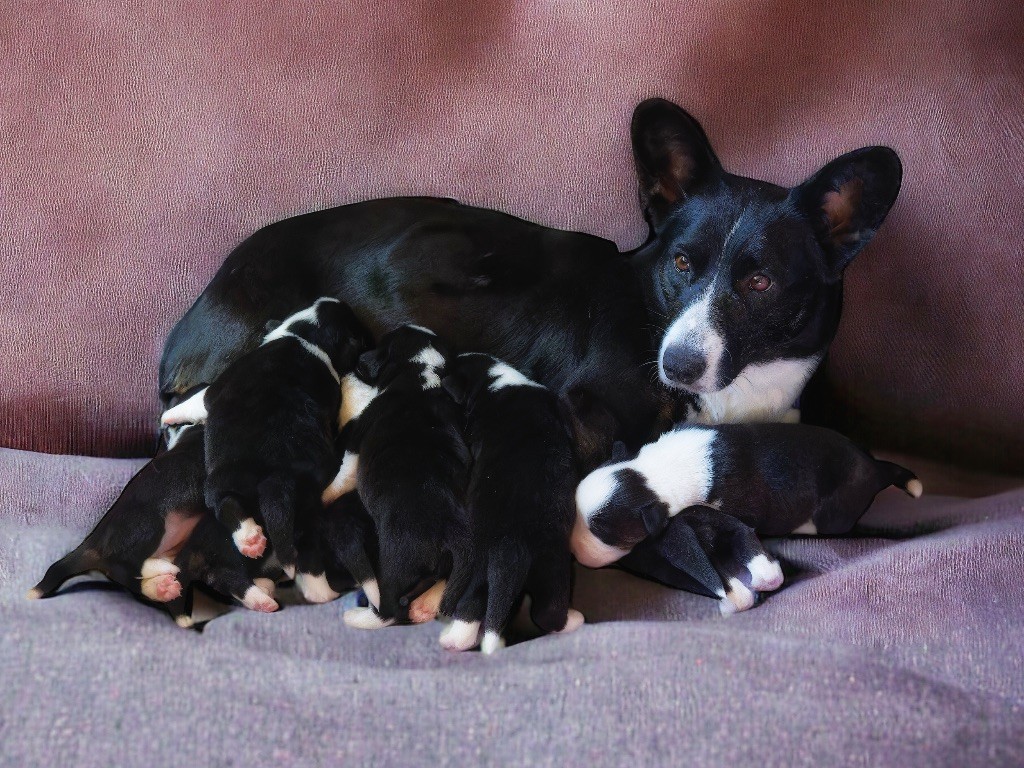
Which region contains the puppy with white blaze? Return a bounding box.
[436,353,583,654]
[29,424,280,626]
[162,298,372,576]
[572,423,921,613]
[336,325,474,630]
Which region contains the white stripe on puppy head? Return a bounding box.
[262,297,339,343]
[487,361,543,391]
[413,345,445,389]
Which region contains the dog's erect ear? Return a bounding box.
[356,348,386,383]
[631,98,722,226]
[639,501,669,538]
[790,146,903,281]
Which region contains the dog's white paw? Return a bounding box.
[344,607,394,630]
[480,630,505,655]
[296,572,341,604]
[718,578,757,616]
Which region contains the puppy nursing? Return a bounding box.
[572,422,922,613]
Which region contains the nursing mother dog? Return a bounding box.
[160,98,902,603]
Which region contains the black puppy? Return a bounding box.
[161,298,371,576]
[335,325,473,629]
[294,490,379,606]
[572,423,921,613]
[28,424,279,626]
[438,353,583,654]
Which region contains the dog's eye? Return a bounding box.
[673,253,691,273]
[747,274,772,292]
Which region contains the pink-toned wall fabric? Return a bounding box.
[1,1,1022,468]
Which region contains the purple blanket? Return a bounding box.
[2,447,1021,767]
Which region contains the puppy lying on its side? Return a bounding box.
[28,424,279,627]
[334,325,473,629]
[572,423,922,614]
[161,298,371,577]
[437,353,583,654]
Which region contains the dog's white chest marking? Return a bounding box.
[691,356,820,425]
[339,373,379,429]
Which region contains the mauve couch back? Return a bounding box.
[1,1,1022,471]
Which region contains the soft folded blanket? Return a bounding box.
[1,447,1022,767]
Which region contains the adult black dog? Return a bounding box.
[159,98,902,601]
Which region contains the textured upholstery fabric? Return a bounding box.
[1,1,1022,470]
[2,447,1022,767]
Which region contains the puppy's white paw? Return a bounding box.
[555,608,585,634]
[140,557,179,580]
[718,578,756,616]
[746,554,783,592]
[439,619,480,651]
[344,607,394,630]
[296,572,341,604]
[239,585,279,613]
[480,630,505,655]
[232,519,267,559]
[174,614,195,629]
[253,577,276,598]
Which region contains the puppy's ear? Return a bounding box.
[440,373,466,405]
[639,501,669,538]
[356,348,386,383]
[631,98,722,227]
[790,146,903,281]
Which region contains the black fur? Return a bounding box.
[159,98,902,590]
[29,425,277,625]
[341,326,473,622]
[295,490,378,597]
[440,353,579,646]
[203,298,371,572]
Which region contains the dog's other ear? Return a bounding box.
[356,348,386,383]
[440,373,466,405]
[790,146,903,281]
[639,501,669,538]
[631,98,722,227]
[558,386,620,474]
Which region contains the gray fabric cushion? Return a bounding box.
[2,447,1022,767]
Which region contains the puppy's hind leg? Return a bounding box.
[257,475,303,579]
[480,540,535,655]
[27,545,100,600]
[439,570,486,652]
[524,546,582,638]
[209,492,267,560]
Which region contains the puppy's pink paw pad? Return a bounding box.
[141,573,181,602]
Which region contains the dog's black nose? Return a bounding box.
[663,346,706,385]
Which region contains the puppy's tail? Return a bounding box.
[875,460,923,498]
[27,544,100,600]
[481,539,530,648]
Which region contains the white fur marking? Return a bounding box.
[793,520,817,535]
[240,585,279,612]
[556,608,585,634]
[296,572,341,604]
[906,478,923,498]
[631,427,717,515]
[174,615,195,629]
[343,607,394,630]
[404,324,436,336]
[412,345,445,389]
[570,513,632,567]
[480,631,505,655]
[439,619,481,651]
[719,578,755,616]
[322,452,359,505]
[339,373,379,429]
[574,466,618,524]
[691,357,821,425]
[262,297,339,343]
[140,558,179,579]
[487,361,543,391]
[746,555,784,592]
[658,289,725,393]
[253,578,276,598]
[160,388,209,426]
